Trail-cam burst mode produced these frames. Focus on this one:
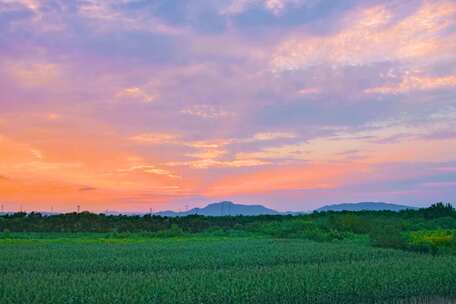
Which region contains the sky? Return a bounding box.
[0,0,456,213]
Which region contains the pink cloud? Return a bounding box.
[366,74,456,94]
[271,1,456,71]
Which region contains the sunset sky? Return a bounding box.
[1,0,456,213]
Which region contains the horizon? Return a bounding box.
[0,200,431,214]
[1,0,456,212]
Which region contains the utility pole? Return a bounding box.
[77,205,80,213]
[1,203,4,213]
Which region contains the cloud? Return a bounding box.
[271,1,456,71]
[47,113,61,121]
[77,0,121,21]
[167,158,269,169]
[6,62,61,88]
[116,87,155,103]
[130,131,295,147]
[117,165,180,179]
[221,0,253,15]
[180,104,233,119]
[30,149,43,159]
[421,130,456,141]
[221,0,318,16]
[79,186,97,192]
[250,132,296,141]
[0,0,40,13]
[366,74,456,94]
[128,131,297,169]
[14,161,83,171]
[297,87,320,95]
[1,0,456,211]
[129,133,178,144]
[236,142,310,161]
[422,181,456,188]
[77,0,186,35]
[185,149,226,160]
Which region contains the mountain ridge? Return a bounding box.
[153,201,418,217]
[315,202,417,212]
[154,201,279,217]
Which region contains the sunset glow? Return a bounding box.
[1,0,456,212]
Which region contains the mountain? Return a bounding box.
[315,202,418,212]
[154,201,280,217]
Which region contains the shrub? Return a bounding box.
[407,230,456,255]
[369,224,407,250]
[326,214,371,234]
[154,224,184,237]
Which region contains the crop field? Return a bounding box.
[1,235,456,304]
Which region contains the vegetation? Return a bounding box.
[1,236,456,304]
[1,203,455,250]
[1,203,456,303]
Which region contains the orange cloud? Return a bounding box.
[129,132,178,144]
[117,165,180,179]
[167,158,269,169]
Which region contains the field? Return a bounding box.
[1,234,456,304]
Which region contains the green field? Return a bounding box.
[1,234,456,304]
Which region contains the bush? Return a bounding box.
[253,220,344,242]
[326,214,371,234]
[154,224,184,237]
[369,224,407,250]
[407,230,456,255]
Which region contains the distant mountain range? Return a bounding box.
[0,201,420,217]
[153,201,418,217]
[315,202,417,212]
[154,201,279,217]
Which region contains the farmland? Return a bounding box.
[0,235,456,304]
[1,203,456,303]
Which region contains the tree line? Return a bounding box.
[0,202,454,234]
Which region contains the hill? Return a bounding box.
[154,201,279,217]
[315,202,418,212]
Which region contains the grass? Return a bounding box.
[1,234,456,303]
